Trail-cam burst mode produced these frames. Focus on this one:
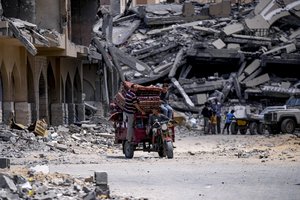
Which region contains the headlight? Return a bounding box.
[162,124,168,131]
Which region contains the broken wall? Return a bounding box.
[71,0,98,46]
[36,0,61,32]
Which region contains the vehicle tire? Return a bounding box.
[158,146,166,158]
[257,123,265,135]
[239,127,247,135]
[249,122,258,135]
[165,141,174,159]
[281,118,296,134]
[124,141,134,159]
[230,122,238,135]
[122,141,126,154]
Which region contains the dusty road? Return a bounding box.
[49,133,300,200]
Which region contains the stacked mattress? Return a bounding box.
[115,81,163,113]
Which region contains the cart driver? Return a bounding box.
[124,83,145,143]
[148,107,170,146]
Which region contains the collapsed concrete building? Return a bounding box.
[91,0,300,113]
[0,0,115,126]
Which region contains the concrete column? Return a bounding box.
[76,103,85,122]
[68,103,75,124]
[64,103,69,125]
[95,78,101,102]
[30,103,37,122]
[3,102,14,124]
[51,103,65,126]
[15,102,31,126]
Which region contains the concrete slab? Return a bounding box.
[227,43,240,50]
[244,59,261,75]
[245,73,270,87]
[212,39,226,49]
[223,23,244,36]
[245,15,270,30]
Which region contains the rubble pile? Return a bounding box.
[0,117,116,165]
[91,0,300,112]
[0,169,139,200]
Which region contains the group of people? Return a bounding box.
[201,99,235,134]
[123,81,173,143]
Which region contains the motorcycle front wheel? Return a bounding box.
[165,141,174,159]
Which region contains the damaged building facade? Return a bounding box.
[0,0,107,126]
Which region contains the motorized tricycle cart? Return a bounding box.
[109,82,175,159]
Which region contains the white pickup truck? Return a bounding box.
[263,95,300,134]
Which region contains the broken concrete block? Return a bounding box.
[263,43,296,55]
[182,2,195,17]
[94,172,108,186]
[56,144,68,151]
[245,73,270,87]
[223,23,244,36]
[238,73,246,83]
[281,82,291,89]
[0,131,13,142]
[212,39,226,49]
[245,15,270,30]
[209,0,231,17]
[227,43,240,50]
[0,158,10,169]
[244,59,261,76]
[285,43,297,53]
[71,134,81,141]
[195,94,207,105]
[242,68,263,84]
[0,174,17,192]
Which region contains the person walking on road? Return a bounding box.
[222,110,235,134]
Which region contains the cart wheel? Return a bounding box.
[239,127,247,135]
[249,122,258,135]
[124,141,134,159]
[257,123,265,135]
[230,122,238,135]
[165,141,174,159]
